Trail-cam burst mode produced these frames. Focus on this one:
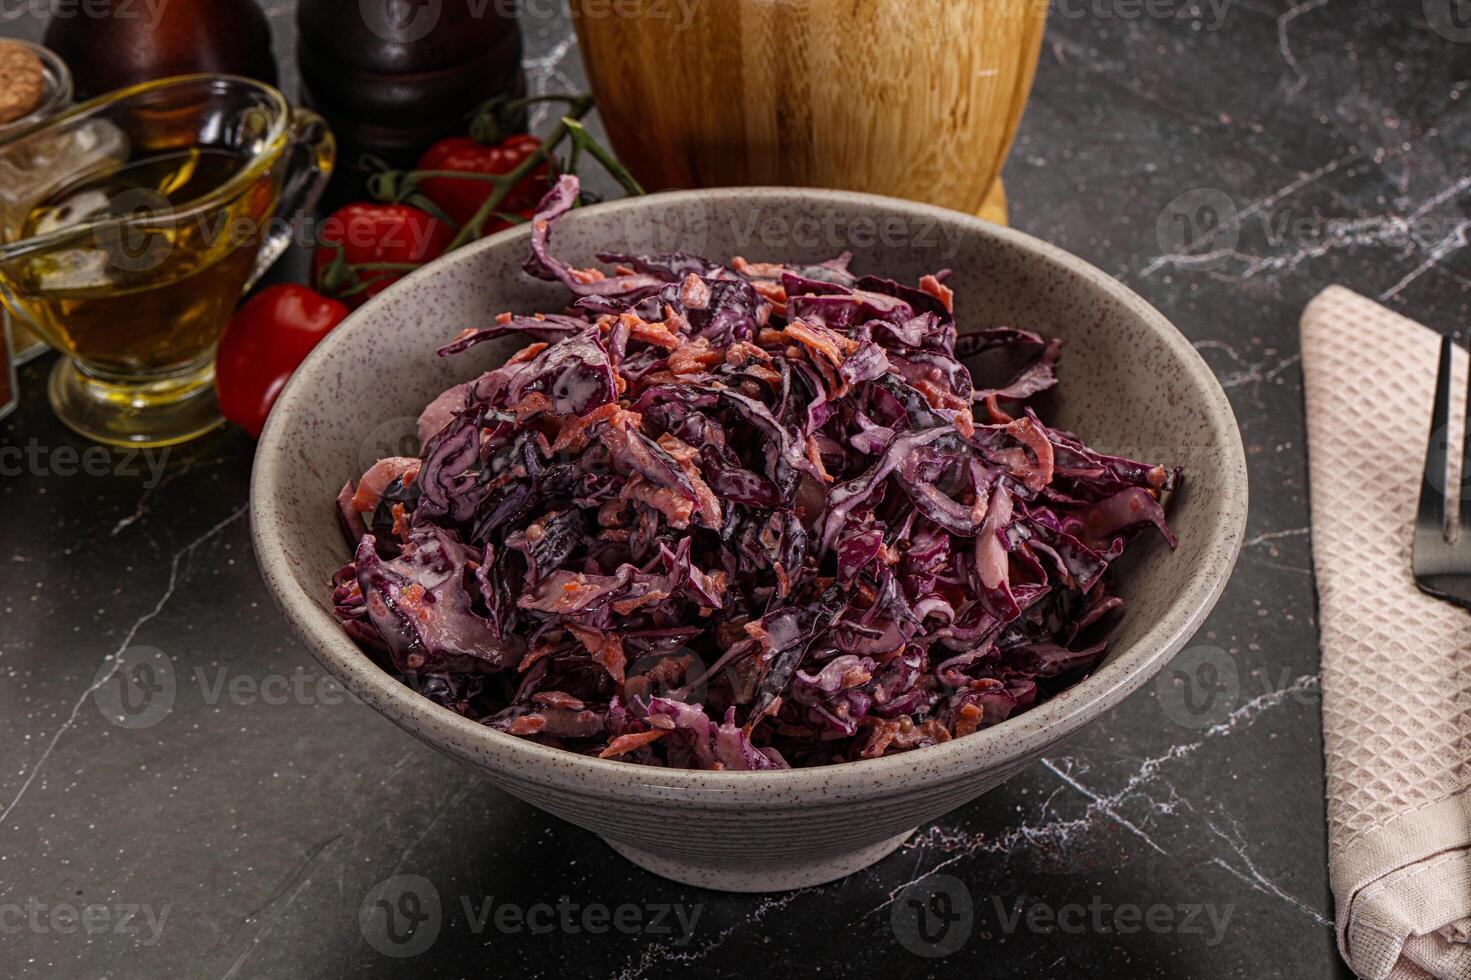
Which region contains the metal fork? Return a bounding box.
[1414,336,1471,608]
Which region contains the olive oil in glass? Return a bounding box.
[18,147,264,379]
[0,76,335,447]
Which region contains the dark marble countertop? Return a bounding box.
[4,2,1467,977]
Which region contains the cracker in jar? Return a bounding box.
[0,43,47,126]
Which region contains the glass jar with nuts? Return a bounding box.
[0,39,74,368]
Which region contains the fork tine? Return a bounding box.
[1418,336,1453,545]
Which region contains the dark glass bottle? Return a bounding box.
[296,0,525,200]
[44,0,277,100]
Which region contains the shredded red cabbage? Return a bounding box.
[330,175,1180,769]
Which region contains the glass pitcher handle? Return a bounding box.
[246,108,336,292]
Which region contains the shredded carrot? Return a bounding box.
[508,715,546,735]
[551,402,622,453]
[919,274,954,312]
[619,312,682,350]
[599,730,668,758]
[506,342,549,366]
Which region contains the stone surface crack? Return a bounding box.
[0,503,249,830]
[1206,817,1332,926]
[1040,758,1170,855]
[865,673,1322,916]
[1278,0,1336,98]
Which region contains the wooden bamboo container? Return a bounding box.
[570,0,1046,222]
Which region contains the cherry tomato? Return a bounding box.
[416,135,547,227]
[216,284,349,438]
[312,203,453,309]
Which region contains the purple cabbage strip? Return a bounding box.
[328,174,1181,770]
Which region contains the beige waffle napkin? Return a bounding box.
[1303,286,1471,980]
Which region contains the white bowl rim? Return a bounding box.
[251,185,1248,803]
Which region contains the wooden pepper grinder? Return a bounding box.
[296,0,525,199]
[44,0,277,100]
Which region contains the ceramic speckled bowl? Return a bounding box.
[251,189,1247,892]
